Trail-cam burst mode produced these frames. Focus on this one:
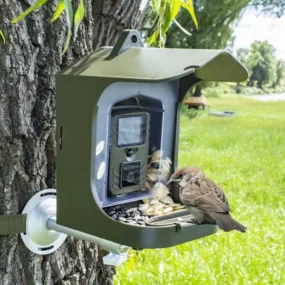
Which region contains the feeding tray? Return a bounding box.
[55,29,248,249]
[146,209,196,227]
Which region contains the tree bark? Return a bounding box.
[0,0,147,284]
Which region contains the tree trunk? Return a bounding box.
[0,1,147,284]
[193,84,202,97]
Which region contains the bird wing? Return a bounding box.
[181,176,230,213]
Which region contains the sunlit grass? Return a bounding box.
[114,96,285,285]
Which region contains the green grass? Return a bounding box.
[114,96,285,285]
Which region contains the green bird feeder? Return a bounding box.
[52,30,248,250]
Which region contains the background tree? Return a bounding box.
[164,0,249,96]
[273,59,285,88]
[243,41,278,88]
[250,0,285,17]
[237,48,250,64]
[0,1,148,284]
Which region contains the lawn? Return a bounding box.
[114,96,285,285]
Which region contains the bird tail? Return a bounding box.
[209,212,247,233]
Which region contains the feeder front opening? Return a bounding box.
[101,93,191,226]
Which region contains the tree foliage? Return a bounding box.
[274,59,285,87]
[144,0,199,47]
[250,0,285,17]
[238,41,284,89]
[162,0,249,96]
[165,0,248,49]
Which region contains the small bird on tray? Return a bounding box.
[167,167,247,232]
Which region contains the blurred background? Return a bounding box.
[115,1,285,284]
[142,0,285,98]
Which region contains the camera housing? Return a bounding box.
[109,111,150,195]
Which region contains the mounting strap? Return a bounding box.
[0,214,27,235]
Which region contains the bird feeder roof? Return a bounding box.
[60,30,248,83]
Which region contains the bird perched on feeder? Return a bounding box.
[167,167,247,232]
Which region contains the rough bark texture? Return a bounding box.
[0,0,147,284]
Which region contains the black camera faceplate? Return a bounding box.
[121,161,141,188]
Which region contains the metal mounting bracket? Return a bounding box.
[106,29,144,60]
[20,189,130,266]
[20,189,67,255]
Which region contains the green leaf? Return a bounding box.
[62,28,71,54]
[170,0,180,20]
[51,0,65,22]
[180,0,198,29]
[0,30,6,44]
[64,0,73,28]
[162,2,171,32]
[152,0,161,14]
[147,29,159,46]
[74,0,85,35]
[12,0,48,24]
[62,0,73,54]
[159,27,166,47]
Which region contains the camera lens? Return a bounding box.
[126,172,135,182]
[126,149,134,157]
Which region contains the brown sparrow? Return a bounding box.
[168,167,246,232]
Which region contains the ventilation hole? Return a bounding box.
[40,192,56,197]
[131,35,137,43]
[39,245,54,251]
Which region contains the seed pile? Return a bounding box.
[104,205,150,225]
[104,182,186,225]
[141,196,185,216]
[104,196,186,225]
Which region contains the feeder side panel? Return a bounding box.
[55,75,114,232]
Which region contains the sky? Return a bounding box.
[233,9,285,60]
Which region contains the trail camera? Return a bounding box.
[109,111,150,195]
[55,30,248,249]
